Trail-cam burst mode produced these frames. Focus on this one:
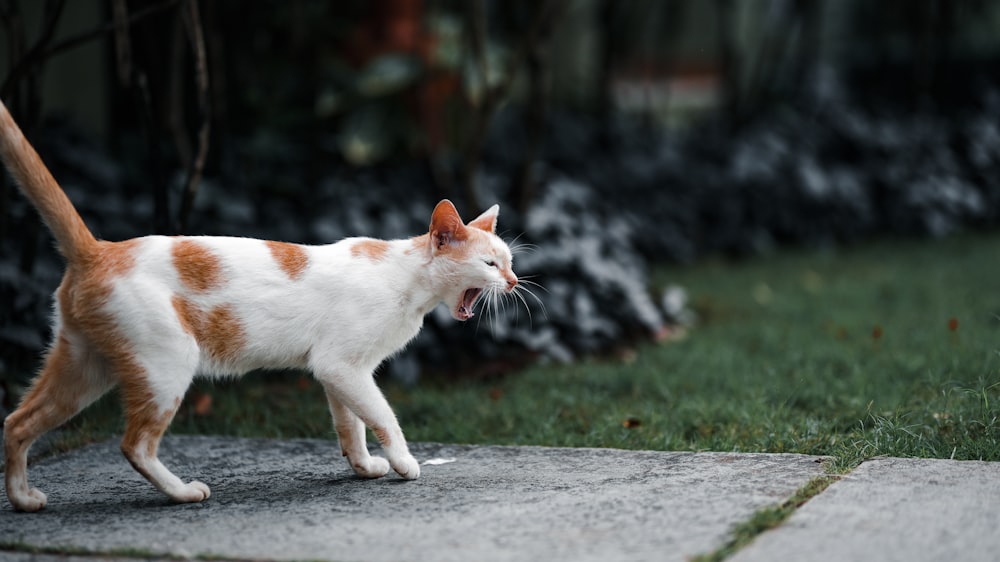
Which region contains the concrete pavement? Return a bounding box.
[731,456,1000,562]
[0,436,997,561]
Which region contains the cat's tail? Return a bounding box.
[0,100,98,262]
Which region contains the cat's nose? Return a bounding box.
[507,275,518,290]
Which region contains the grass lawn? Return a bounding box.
[39,233,1000,472]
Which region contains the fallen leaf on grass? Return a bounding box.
[193,393,213,416]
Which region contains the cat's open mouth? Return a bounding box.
[456,288,482,321]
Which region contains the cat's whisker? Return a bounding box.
[500,290,514,325]
[507,234,539,256]
[509,244,539,256]
[514,284,547,320]
[489,286,503,334]
[474,299,486,334]
[516,281,546,304]
[515,287,535,324]
[481,288,492,327]
[517,277,549,292]
[495,290,504,333]
[504,288,518,324]
[474,285,500,336]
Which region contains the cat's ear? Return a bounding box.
[467,204,499,233]
[429,199,468,252]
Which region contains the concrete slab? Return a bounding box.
[0,436,827,562]
[731,456,1000,562]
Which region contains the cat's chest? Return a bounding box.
[377,314,423,350]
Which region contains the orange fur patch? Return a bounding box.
[57,240,140,325]
[121,385,179,463]
[172,239,223,292]
[173,296,198,336]
[373,427,391,448]
[55,242,167,465]
[99,240,140,277]
[57,241,144,364]
[62,240,188,470]
[202,306,246,361]
[172,296,246,364]
[336,425,355,457]
[407,234,430,256]
[351,239,390,261]
[60,245,141,376]
[266,241,309,280]
[4,336,81,467]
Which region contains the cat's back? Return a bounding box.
[75,235,326,374]
[113,235,313,290]
[79,234,394,300]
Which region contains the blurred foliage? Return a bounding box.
[5,0,1000,397]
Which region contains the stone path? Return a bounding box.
[731,456,1000,562]
[1,436,997,561]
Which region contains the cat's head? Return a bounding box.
[426,199,517,321]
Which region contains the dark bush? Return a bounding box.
[5,84,1000,385]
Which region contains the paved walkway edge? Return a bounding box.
[1,436,828,562]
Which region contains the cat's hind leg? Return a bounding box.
[322,384,390,478]
[117,349,209,504]
[4,335,115,512]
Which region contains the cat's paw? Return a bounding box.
[350,455,391,478]
[391,454,420,480]
[169,480,211,504]
[10,487,47,512]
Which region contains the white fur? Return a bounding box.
[106,225,514,486]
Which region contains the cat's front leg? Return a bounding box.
[315,371,420,480]
[322,384,390,478]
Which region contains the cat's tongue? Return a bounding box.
[456,288,482,321]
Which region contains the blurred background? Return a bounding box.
[3,0,1000,395]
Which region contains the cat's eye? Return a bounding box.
[485,260,498,268]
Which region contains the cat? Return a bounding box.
[0,100,518,512]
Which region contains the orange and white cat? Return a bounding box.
[0,100,518,512]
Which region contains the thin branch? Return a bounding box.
[714,0,741,131]
[111,0,132,88]
[491,0,563,105]
[513,17,552,214]
[459,0,565,210]
[0,0,24,270]
[466,0,489,107]
[167,18,193,170]
[0,0,180,99]
[35,0,67,58]
[177,0,211,233]
[0,0,26,107]
[131,70,173,235]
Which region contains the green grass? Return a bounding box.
[0,540,174,560]
[32,233,1000,470]
[691,475,837,562]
